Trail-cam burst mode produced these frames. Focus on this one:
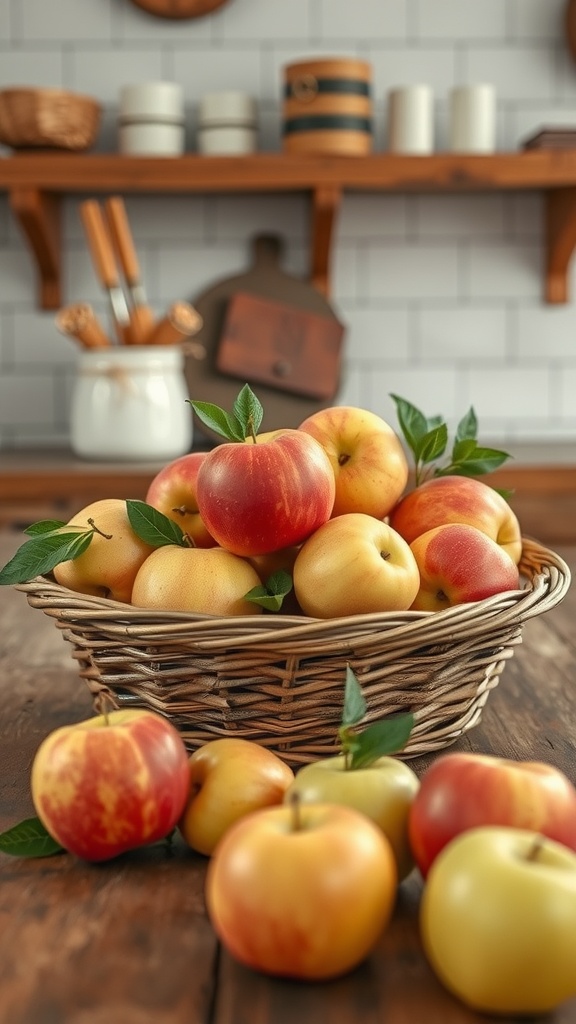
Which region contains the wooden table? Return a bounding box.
[1,530,575,1024]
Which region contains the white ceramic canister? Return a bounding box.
[388,85,434,154]
[197,91,257,155]
[70,345,193,461]
[118,82,185,156]
[449,84,496,153]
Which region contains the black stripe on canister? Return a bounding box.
[285,78,371,98]
[283,115,373,134]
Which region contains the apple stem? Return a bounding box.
[288,790,303,831]
[93,689,116,725]
[87,517,113,540]
[526,835,546,862]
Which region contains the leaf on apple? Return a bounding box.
[390,394,511,488]
[0,816,65,858]
[0,527,94,586]
[339,666,414,769]
[244,569,293,612]
[188,383,264,443]
[125,499,188,548]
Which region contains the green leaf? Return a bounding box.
[0,530,93,586]
[413,423,448,465]
[126,500,187,548]
[233,384,264,439]
[451,437,479,464]
[350,713,415,769]
[0,817,64,858]
[436,447,511,478]
[244,570,293,612]
[187,399,245,442]
[426,414,444,431]
[342,665,367,728]
[455,406,478,442]
[24,519,66,536]
[389,394,428,454]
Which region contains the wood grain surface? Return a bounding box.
[1,532,575,1024]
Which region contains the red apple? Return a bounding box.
[389,475,522,564]
[293,513,420,618]
[409,522,520,611]
[196,429,336,557]
[298,405,409,520]
[145,451,218,548]
[31,710,190,862]
[408,752,576,878]
[205,800,398,980]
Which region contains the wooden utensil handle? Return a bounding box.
[105,195,140,286]
[80,200,120,288]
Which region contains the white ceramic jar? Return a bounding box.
[197,91,257,154]
[449,84,496,153]
[118,82,185,156]
[70,346,193,461]
[388,85,434,154]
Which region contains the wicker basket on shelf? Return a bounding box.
[0,88,101,150]
[18,537,570,766]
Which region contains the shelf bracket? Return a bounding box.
[545,187,576,304]
[310,184,342,299]
[9,188,61,310]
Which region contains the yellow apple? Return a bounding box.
[285,754,420,879]
[53,498,155,603]
[293,513,420,618]
[131,545,264,616]
[298,406,409,520]
[178,738,294,855]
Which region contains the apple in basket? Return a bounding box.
[188,385,335,557]
[145,451,218,548]
[420,826,576,1015]
[31,709,190,862]
[285,667,419,880]
[389,474,523,565]
[205,798,398,980]
[408,522,520,611]
[292,513,420,618]
[408,752,576,878]
[52,498,155,603]
[298,405,409,520]
[178,738,295,856]
[131,544,264,616]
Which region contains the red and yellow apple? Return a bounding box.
[298,406,409,520]
[409,522,520,611]
[408,752,576,878]
[131,545,263,616]
[293,513,420,618]
[52,498,155,603]
[421,826,576,1015]
[178,737,294,856]
[31,709,190,862]
[196,429,336,557]
[145,451,217,548]
[285,754,419,879]
[205,800,398,980]
[389,474,522,564]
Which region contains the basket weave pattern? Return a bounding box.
[0,88,101,150]
[19,538,570,766]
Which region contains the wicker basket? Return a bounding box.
[0,88,101,151]
[18,537,570,766]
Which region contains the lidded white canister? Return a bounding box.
[118,82,185,156]
[70,345,193,461]
[197,91,257,154]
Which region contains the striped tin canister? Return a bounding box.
[282,57,373,155]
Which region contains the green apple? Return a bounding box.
[285,754,419,880]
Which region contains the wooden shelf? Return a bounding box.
[3,150,576,306]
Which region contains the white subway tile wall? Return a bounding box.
[1,0,576,449]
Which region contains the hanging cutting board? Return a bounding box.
[185,234,346,436]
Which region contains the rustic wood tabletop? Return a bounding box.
[0,531,575,1024]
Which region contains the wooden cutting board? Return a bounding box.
[185,234,346,436]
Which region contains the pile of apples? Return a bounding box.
[42,396,522,618]
[22,707,576,1017]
